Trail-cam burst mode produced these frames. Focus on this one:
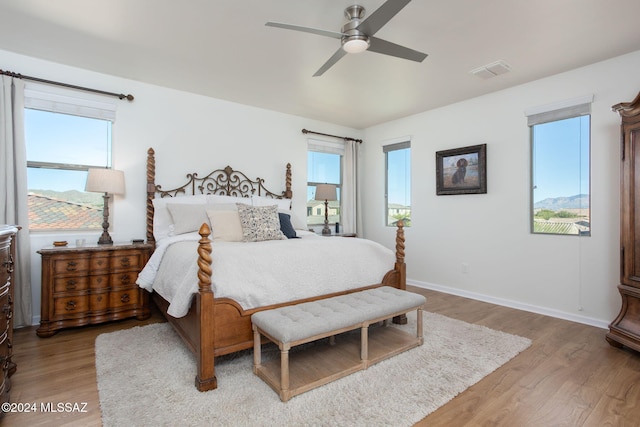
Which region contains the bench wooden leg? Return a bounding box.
[361,325,369,368]
[252,325,261,374]
[280,344,291,401]
[417,308,424,344]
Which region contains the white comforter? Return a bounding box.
[136,231,396,318]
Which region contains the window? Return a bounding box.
[528,97,591,236]
[384,140,411,226]
[24,88,116,231]
[307,140,343,227]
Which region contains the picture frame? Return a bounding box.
[436,143,487,195]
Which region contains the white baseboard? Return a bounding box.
[25,283,610,330]
[408,279,610,330]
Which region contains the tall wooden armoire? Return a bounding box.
[607,91,640,352]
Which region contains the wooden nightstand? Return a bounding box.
[36,242,153,337]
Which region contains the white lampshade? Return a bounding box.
[315,184,337,201]
[342,38,370,54]
[85,168,125,195]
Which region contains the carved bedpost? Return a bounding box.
[146,148,156,247]
[285,163,292,199]
[394,220,408,325]
[395,219,405,267]
[195,223,217,391]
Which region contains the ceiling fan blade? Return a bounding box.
[356,0,412,36]
[313,48,348,77]
[368,36,427,62]
[265,22,344,39]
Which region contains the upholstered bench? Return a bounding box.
[251,287,426,401]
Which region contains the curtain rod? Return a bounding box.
[1,69,134,101]
[302,128,362,143]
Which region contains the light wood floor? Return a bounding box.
[3,286,640,426]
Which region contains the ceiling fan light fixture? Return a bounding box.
[342,36,370,54]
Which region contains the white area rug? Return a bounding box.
[96,312,531,426]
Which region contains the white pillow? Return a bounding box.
[236,204,287,242]
[251,195,306,229]
[166,203,210,235]
[152,195,208,242]
[208,194,251,205]
[206,209,243,242]
[251,195,291,211]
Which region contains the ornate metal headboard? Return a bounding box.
[145,147,292,245]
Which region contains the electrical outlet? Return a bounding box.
[461,263,469,273]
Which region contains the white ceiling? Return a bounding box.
[1,0,640,129]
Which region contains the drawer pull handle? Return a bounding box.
[66,261,77,271]
[120,293,130,303]
[3,254,14,274]
[66,280,77,290]
[120,257,130,267]
[65,300,77,311]
[120,274,131,285]
[2,304,11,320]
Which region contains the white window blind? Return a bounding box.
[308,138,345,155]
[525,94,593,126]
[24,87,117,121]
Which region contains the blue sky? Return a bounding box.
[27,107,586,206]
[307,151,339,201]
[532,115,590,203]
[28,111,412,206]
[386,148,410,206]
[307,149,411,206]
[25,109,111,192]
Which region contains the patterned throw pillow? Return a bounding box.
[236,204,287,242]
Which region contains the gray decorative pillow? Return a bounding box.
[236,204,287,242]
[166,203,209,235]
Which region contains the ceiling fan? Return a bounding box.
[266,0,428,76]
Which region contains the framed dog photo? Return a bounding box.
[436,144,487,195]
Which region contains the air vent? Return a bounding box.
[470,60,511,79]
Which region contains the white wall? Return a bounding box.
[5,45,639,329]
[0,49,361,325]
[361,50,640,328]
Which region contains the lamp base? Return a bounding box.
[322,198,332,235]
[97,231,114,245]
[98,193,114,245]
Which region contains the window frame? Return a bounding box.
[526,96,592,236]
[24,85,117,232]
[307,139,344,228]
[383,139,411,227]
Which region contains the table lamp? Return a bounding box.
[85,168,125,244]
[315,184,337,235]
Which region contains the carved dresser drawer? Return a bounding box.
[37,242,153,337]
[52,295,90,318]
[51,255,90,276]
[110,287,140,309]
[0,225,18,419]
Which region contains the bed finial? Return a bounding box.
[197,223,212,293]
[285,163,292,199]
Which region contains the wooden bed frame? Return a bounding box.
[144,147,407,391]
